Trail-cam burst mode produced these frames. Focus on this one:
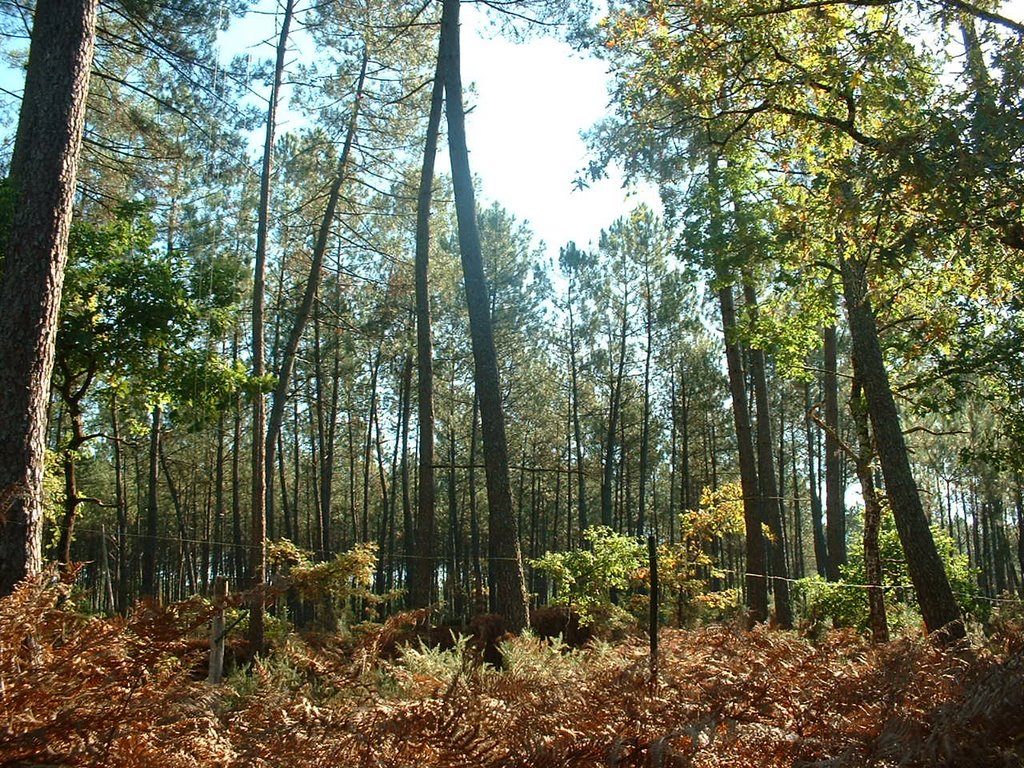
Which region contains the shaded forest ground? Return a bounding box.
[1,576,1023,767]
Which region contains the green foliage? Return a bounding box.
[267,539,378,604]
[396,632,476,687]
[530,526,645,626]
[793,512,983,633]
[58,201,248,426]
[659,483,745,626]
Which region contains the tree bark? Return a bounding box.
[0,0,97,596]
[141,403,162,598]
[743,283,792,628]
[823,323,846,580]
[718,284,768,623]
[839,252,964,640]
[249,0,295,656]
[850,374,889,643]
[409,48,445,609]
[708,155,767,624]
[804,381,829,577]
[440,0,528,631]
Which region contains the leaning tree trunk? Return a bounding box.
[440,0,528,632]
[256,46,367,649]
[839,251,964,640]
[0,0,97,597]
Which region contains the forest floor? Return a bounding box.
[1,577,1023,767]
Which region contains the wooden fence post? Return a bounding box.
[208,576,228,684]
[648,535,659,686]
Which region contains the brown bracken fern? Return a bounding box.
[1,576,1021,767]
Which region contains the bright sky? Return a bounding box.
[220,2,656,264]
[456,5,659,260]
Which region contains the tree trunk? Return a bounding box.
[0,0,97,596]
[440,0,528,631]
[111,393,129,613]
[315,280,343,558]
[409,44,445,610]
[637,262,654,537]
[1015,479,1024,597]
[602,293,629,530]
[468,397,485,612]
[264,45,369,549]
[231,384,246,588]
[851,375,888,643]
[804,381,829,577]
[708,153,767,624]
[839,252,964,640]
[790,416,805,578]
[141,403,162,598]
[213,409,226,581]
[743,283,792,628]
[160,446,197,596]
[566,271,589,535]
[823,324,846,580]
[718,283,768,624]
[362,346,383,543]
[55,367,95,565]
[249,0,295,657]
[669,371,679,545]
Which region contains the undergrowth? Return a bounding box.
[1,575,1022,767]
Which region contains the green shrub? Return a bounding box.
[531,526,645,627]
[793,511,983,634]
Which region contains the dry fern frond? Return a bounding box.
[3,575,1023,768]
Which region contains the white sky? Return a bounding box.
[219,2,657,263]
[455,5,659,260]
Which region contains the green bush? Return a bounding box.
[531,526,645,627]
[793,511,983,634]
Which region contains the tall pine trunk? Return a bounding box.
[743,283,792,628]
[823,323,846,580]
[601,296,629,530]
[409,48,445,609]
[249,0,295,656]
[708,157,767,624]
[839,252,964,640]
[440,0,528,631]
[0,0,97,596]
[141,403,162,598]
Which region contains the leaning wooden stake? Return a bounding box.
[208,576,228,684]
